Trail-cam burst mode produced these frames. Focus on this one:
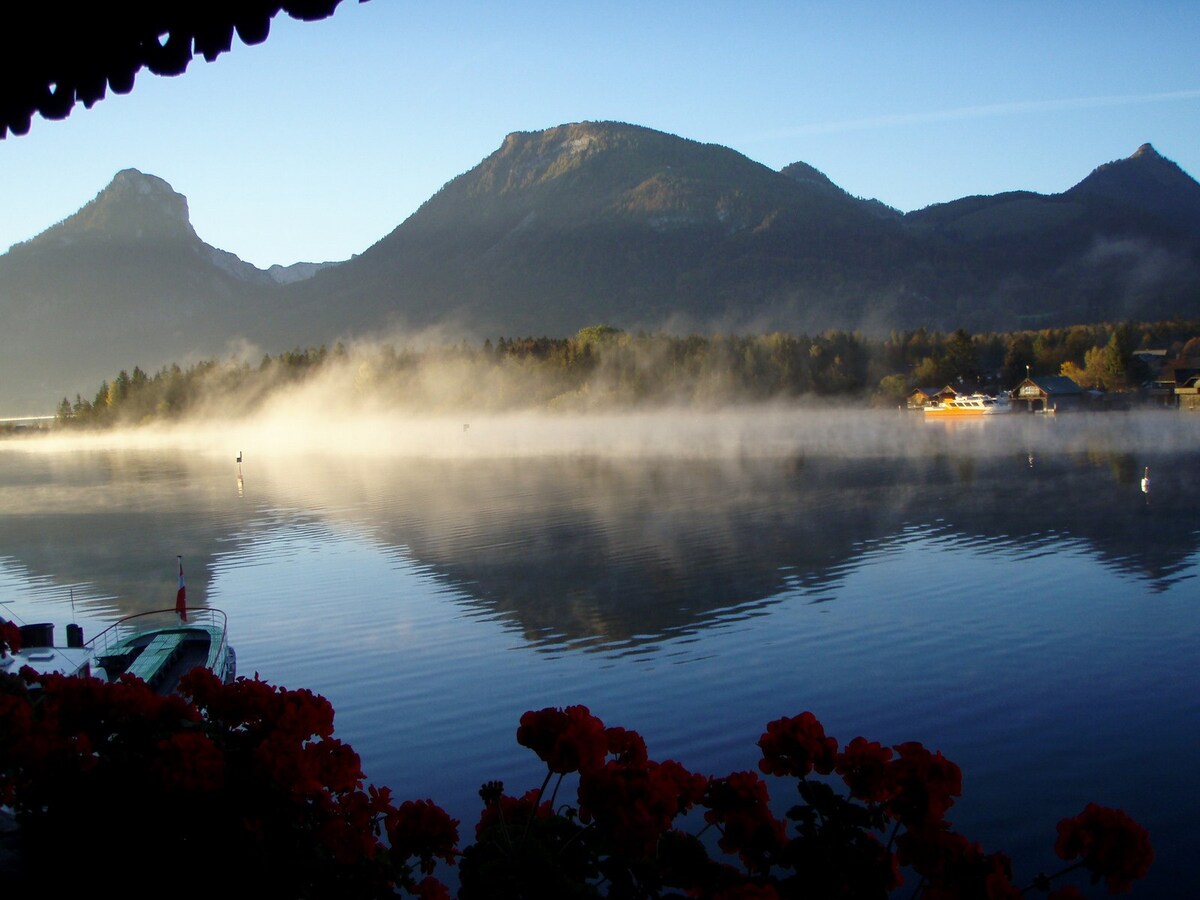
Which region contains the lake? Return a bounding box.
[1,408,1197,895]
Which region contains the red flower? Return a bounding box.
[757,712,837,778]
[181,670,336,741]
[1055,803,1153,893]
[516,705,608,774]
[898,825,1018,899]
[578,757,707,858]
[702,771,788,871]
[153,731,225,793]
[412,876,452,899]
[0,619,21,656]
[605,725,648,765]
[474,787,552,839]
[884,742,962,825]
[836,736,894,803]
[387,799,461,874]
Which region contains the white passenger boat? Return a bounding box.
[923,393,1013,417]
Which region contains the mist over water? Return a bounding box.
[3,405,1198,893]
[13,404,1200,462]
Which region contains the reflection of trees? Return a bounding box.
[2,446,1196,648]
[346,457,928,650]
[260,451,1199,649]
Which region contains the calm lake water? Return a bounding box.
[1,409,1197,895]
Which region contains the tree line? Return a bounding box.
[53,319,1200,427]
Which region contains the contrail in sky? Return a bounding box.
[753,89,1200,139]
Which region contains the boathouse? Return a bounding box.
[907,385,956,410]
[1011,375,1085,412]
[1178,374,1200,411]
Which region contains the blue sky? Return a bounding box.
[3,0,1198,268]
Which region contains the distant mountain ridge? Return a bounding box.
[1,122,1198,413]
[13,169,339,286]
[0,169,338,411]
[1065,143,1200,231]
[284,123,1200,340]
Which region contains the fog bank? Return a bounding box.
[9,407,1200,462]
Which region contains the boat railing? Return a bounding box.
[86,608,229,659]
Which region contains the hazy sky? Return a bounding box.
[3,1,1198,269]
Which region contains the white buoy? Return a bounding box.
[1141,466,1150,494]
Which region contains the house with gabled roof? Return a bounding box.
[1176,375,1200,411]
[906,385,956,410]
[1011,375,1086,412]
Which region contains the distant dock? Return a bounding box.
[0,415,55,432]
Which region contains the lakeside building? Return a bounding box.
[906,385,957,410]
[1177,376,1200,411]
[1011,375,1086,413]
[1145,356,1200,410]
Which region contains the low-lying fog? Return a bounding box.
[11,405,1200,461]
[13,333,1200,461]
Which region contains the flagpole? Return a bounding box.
[176,556,188,624]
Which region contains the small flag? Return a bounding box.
[176,557,187,622]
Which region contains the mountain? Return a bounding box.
[0,169,337,412]
[2,125,1199,414]
[283,123,1200,340]
[1066,143,1200,231]
[281,122,921,339]
[902,142,1200,327]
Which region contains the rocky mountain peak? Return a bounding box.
[780,161,837,190]
[30,167,199,248]
[1064,142,1200,229]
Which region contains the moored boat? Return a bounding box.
[1,607,235,694]
[923,393,1012,418]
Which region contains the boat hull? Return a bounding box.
[2,608,235,694]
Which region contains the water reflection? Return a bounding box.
[0,439,1195,648]
[1,416,1195,893]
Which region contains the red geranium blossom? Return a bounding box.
[153,730,225,793]
[0,619,21,656]
[1055,803,1153,893]
[578,756,707,858]
[386,799,461,874]
[474,787,553,839]
[605,725,648,765]
[884,741,962,825]
[836,736,894,803]
[898,824,1019,899]
[412,876,452,899]
[516,705,608,774]
[757,712,838,778]
[703,771,788,871]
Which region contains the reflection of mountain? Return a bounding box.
[341,457,928,649]
[1,447,1196,647]
[253,451,1199,649]
[920,451,1198,590]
